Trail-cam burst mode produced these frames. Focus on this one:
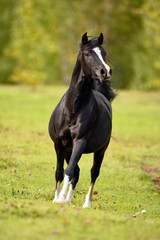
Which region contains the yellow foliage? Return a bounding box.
[11,68,45,85]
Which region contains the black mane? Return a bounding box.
[94,79,116,103]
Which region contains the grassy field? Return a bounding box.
[0,85,160,240]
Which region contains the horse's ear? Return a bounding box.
[82,32,88,44]
[97,33,104,45]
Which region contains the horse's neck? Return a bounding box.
[69,58,82,87]
[66,59,93,114]
[69,59,93,98]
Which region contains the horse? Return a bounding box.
[49,32,116,208]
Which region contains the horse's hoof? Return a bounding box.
[53,198,58,203]
[65,200,71,205]
[53,197,66,204]
[56,200,66,204]
[82,203,91,208]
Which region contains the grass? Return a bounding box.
[0,85,160,240]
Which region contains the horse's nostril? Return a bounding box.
[110,69,112,76]
[100,69,105,76]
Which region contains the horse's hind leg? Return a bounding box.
[53,141,65,203]
[83,147,106,208]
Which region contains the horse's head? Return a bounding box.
[79,32,112,83]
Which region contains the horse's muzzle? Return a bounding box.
[96,67,112,82]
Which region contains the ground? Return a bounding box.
[0,86,160,240]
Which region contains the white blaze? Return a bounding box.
[93,47,110,72]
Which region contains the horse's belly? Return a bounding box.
[84,135,111,153]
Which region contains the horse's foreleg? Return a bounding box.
[83,147,105,208]
[58,138,86,204]
[64,153,80,204]
[65,165,80,204]
[57,174,70,202]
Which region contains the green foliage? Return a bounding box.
[5,0,62,85]
[0,0,160,89]
[0,0,16,83]
[131,0,160,90]
[0,86,160,239]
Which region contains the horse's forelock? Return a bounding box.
[79,37,100,51]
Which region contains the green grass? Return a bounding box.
[0,85,160,240]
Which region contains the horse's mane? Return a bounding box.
[79,37,116,102]
[94,80,116,102]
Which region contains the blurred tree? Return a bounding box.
[5,0,62,85]
[107,0,145,88]
[0,0,159,89]
[0,0,16,83]
[131,0,160,90]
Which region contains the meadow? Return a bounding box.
[0,85,160,240]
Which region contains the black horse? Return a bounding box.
[49,33,115,208]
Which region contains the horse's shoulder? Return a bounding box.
[93,90,112,115]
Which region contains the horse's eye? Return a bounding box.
[84,52,89,57]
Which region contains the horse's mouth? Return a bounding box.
[92,75,111,83]
[98,75,111,83]
[93,70,111,83]
[102,76,111,82]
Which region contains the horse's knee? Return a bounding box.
[64,164,75,180]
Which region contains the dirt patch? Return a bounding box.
[152,178,160,188]
[142,164,160,190]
